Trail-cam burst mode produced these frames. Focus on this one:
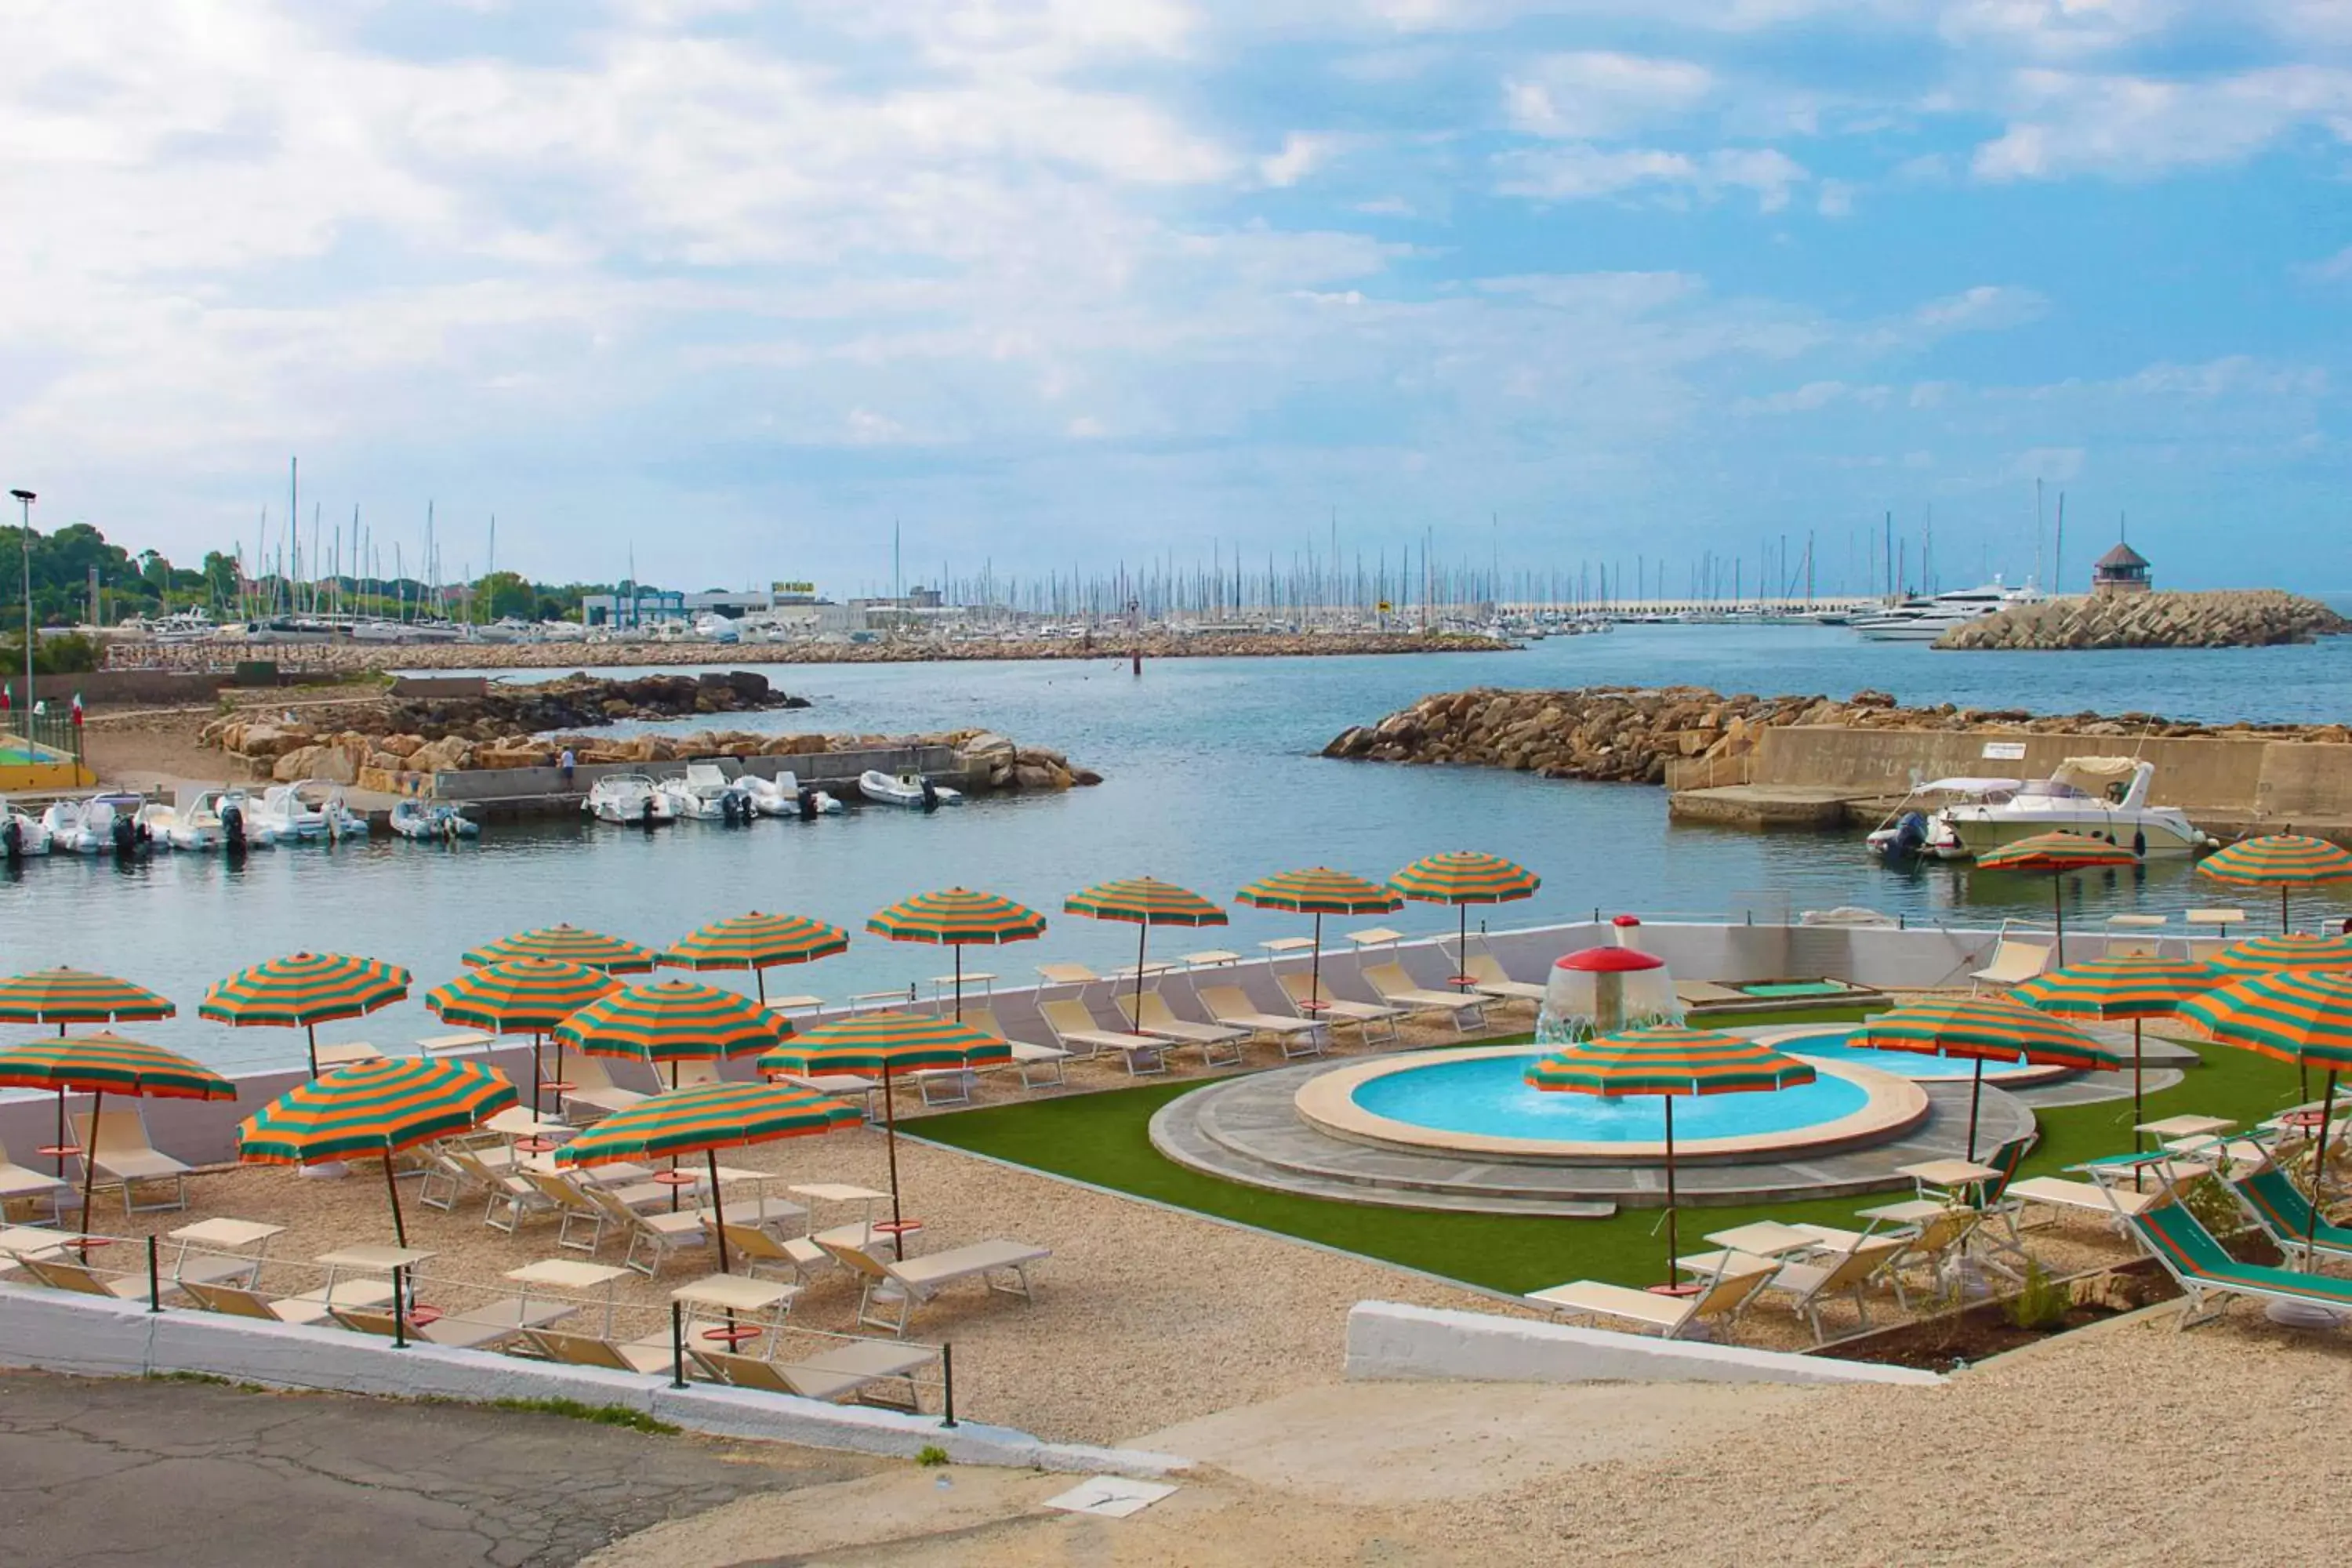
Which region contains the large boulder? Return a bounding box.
[272,745,327,782]
[411,736,475,772]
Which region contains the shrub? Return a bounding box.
[2001,1261,2072,1333]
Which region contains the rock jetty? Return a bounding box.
[1324,685,2352,786]
[1936,590,2348,650]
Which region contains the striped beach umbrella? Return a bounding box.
[2180,969,2352,1265]
[1861,996,2121,1159]
[1526,1026,1817,1279]
[1064,878,1229,1020]
[426,958,621,1116]
[2197,834,2352,934]
[1974,832,2145,966]
[0,1033,234,1236]
[1236,868,1403,1015]
[760,1012,1011,1247]
[554,978,789,1082]
[464,924,659,975]
[661,912,850,1004]
[2014,955,2223,1125]
[866,888,1047,1019]
[238,1058,517,1246]
[1390,852,1541,989]
[2207,931,2352,978]
[557,1081,859,1272]
[200,953,412,1077]
[0,968,175,1033]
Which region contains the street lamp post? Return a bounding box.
[8,490,31,726]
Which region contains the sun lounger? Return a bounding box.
[949,1007,1069,1088]
[1757,1236,1909,1344]
[1527,1254,1780,1341]
[447,1149,554,1233]
[2130,1197,2352,1330]
[333,1297,578,1350]
[70,1109,191,1214]
[1039,1000,1166,1076]
[181,1278,398,1326]
[1458,955,1546,1004]
[1197,985,1326,1059]
[1035,963,1102,988]
[1969,937,2050,993]
[521,1170,667,1252]
[1115,992,1249,1067]
[817,1236,1051,1336]
[17,1251,153,1301]
[1277,974,1403,1044]
[2227,1167,2352,1269]
[694,1341,937,1410]
[587,1184,706,1275]
[2005,1176,2160,1227]
[558,1054,648,1122]
[524,1326,683,1376]
[1361,962,1486,1034]
[0,1137,66,1218]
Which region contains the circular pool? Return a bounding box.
[1296,1045,1931,1166]
[1762,1026,2078,1087]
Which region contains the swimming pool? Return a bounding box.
[1296,1045,1932,1164]
[1770,1026,2070,1083]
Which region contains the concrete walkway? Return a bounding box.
[0,1370,877,1567]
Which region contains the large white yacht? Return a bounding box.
[1851,580,2043,643]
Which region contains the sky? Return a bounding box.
[2,0,2349,597]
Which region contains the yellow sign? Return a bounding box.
[772,580,816,595]
[1377,601,1392,613]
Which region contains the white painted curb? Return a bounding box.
[0,1283,1185,1475]
[1345,1301,1943,1388]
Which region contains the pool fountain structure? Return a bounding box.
[1534,945,1682,1044]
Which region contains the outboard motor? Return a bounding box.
[2,817,20,862]
[797,786,817,822]
[222,801,246,852]
[111,813,136,858]
[641,795,657,829]
[919,777,939,811]
[1886,811,1928,861]
[720,792,742,826]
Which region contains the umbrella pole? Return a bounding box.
[76,1087,102,1250]
[1135,921,1149,1024]
[2132,1018,2145,1132]
[531,1033,544,1118]
[2052,877,2065,968]
[306,1022,320,1079]
[709,1149,729,1273]
[53,1086,67,1178]
[383,1150,407,1248]
[755,969,766,1007]
[2282,885,2292,936]
[954,947,964,1022]
[1966,1058,1985,1162]
[1458,906,1470,993]
[2306,1069,2338,1269]
[1310,913,1323,1010]
[883,1070,905,1261]
[1662,1098,1679,1286]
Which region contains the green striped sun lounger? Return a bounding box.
[2129,1200,2352,1330]
[2229,1167,2352,1270]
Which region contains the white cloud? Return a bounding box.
[1503,52,1715,140]
[1259,132,1347,187]
[1971,66,2352,181]
[2302,245,2352,281]
[1496,144,1809,209]
[1936,0,2187,60]
[1911,285,2048,334]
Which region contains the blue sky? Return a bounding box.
[3,0,2348,595]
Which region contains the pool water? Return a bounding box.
[1775,1027,2053,1082]
[1348,1051,1872,1142]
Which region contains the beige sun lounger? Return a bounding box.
[956,1011,1069,1088]
[0,1136,67,1214]
[334,1297,578,1350]
[1528,1255,1779,1341]
[1196,985,1326,1059]
[1277,975,1403,1044]
[1759,1237,1908,1344]
[181,1278,398,1326]
[17,1252,154,1301]
[1039,1000,1167,1076]
[1116,993,1248,1066]
[722,1221,883,1284]
[1458,955,1546,1003]
[818,1236,1051,1336]
[587,1185,706,1275]
[524,1327,682,1376]
[71,1109,191,1214]
[2006,1176,2160,1225]
[1970,938,2050,993]
[1362,963,1487,1034]
[1036,963,1102,988]
[694,1341,937,1410]
[558,1054,648,1122]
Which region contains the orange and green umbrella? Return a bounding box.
[0,968,175,1033]
[1235,868,1403,1012]
[465,924,659,974]
[2013,955,2223,1125]
[1973,832,2144,965]
[1860,996,2120,1159]
[0,1033,234,1237]
[2197,834,2352,934]
[1064,877,1228,1019]
[200,952,412,1077]
[761,1012,1011,1245]
[426,958,621,1116]
[2180,969,2352,1265]
[554,978,789,1083]
[1526,1026,1816,1279]
[661,912,849,1004]
[866,888,1047,1018]
[2207,931,2352,978]
[1390,852,1541,988]
[238,1057,517,1246]
[556,1081,859,1272]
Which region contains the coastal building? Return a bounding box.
[580,582,839,626]
[2091,542,2152,596]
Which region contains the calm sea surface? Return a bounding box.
[9,625,2352,1074]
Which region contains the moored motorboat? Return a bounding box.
[660,763,756,822]
[858,770,961,809]
[389,799,479,840]
[742,771,843,818]
[2,808,52,858]
[586,774,675,825]
[252,783,329,843]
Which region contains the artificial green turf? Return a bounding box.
[912,1013,2308,1294]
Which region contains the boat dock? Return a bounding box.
[384,742,977,824]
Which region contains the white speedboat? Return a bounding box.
[1851,581,2043,643]
[2,808,51,858]
[659,763,755,822]
[390,800,479,840]
[182,787,274,849]
[252,782,329,843]
[134,800,184,851]
[586,774,675,825]
[742,771,843,818]
[43,793,150,855]
[858,770,961,809]
[1933,757,2212,858]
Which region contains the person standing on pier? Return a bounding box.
[559,746,575,791]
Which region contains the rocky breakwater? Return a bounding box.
[1323,684,2352,786]
[1936,590,2350,651]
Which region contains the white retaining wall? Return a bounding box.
[0,1283,1185,1475]
[1345,1301,1942,1388]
